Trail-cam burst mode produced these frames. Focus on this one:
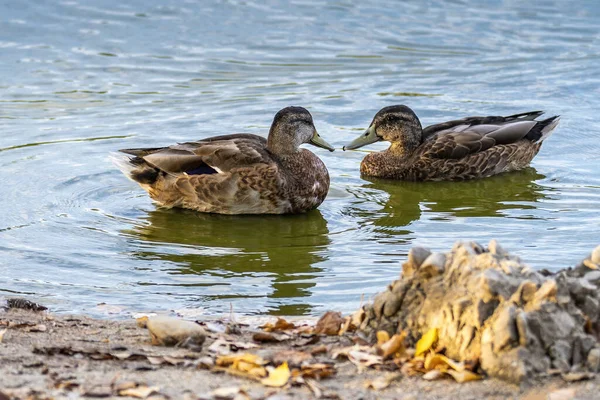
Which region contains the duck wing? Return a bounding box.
[420,111,559,159]
[120,134,271,175]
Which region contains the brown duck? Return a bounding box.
[113,106,334,214]
[343,105,559,181]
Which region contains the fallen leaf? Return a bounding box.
[260,317,295,332]
[118,385,160,398]
[297,363,336,380]
[351,308,366,327]
[364,373,402,390]
[422,370,445,381]
[348,349,383,372]
[415,328,438,357]
[273,350,313,367]
[310,345,327,355]
[445,369,482,383]
[424,354,464,372]
[260,362,291,387]
[338,316,357,335]
[380,332,406,359]
[315,311,344,335]
[0,329,6,343]
[252,332,289,343]
[209,339,259,355]
[216,353,267,380]
[331,345,371,360]
[561,372,595,382]
[376,331,390,345]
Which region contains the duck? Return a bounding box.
[343,105,559,181]
[113,106,334,214]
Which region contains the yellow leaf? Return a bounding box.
[415,328,438,357]
[445,369,482,383]
[261,362,291,387]
[424,354,464,372]
[381,332,407,359]
[216,353,265,367]
[376,331,390,345]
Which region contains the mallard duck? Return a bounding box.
[343,105,560,181]
[113,106,334,214]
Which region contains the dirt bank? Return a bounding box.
[0,308,598,400]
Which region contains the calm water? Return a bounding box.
[1,0,600,317]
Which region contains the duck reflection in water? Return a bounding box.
[351,168,551,237]
[123,209,330,315]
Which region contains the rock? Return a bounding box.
[358,241,600,384]
[492,306,518,352]
[488,240,506,256]
[418,253,446,279]
[403,247,431,278]
[591,245,600,264]
[587,348,600,372]
[146,316,206,348]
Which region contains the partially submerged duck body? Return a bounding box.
[344,105,560,181]
[114,107,334,215]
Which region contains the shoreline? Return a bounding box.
[1,308,598,400]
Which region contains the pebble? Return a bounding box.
[146,316,206,348]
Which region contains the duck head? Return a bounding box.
[343,105,422,152]
[268,106,334,155]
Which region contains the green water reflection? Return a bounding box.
[360,168,550,234]
[124,210,330,315]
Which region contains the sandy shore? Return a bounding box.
[1,308,599,400]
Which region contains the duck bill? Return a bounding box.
[343,125,381,151]
[309,131,335,152]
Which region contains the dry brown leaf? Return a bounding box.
[331,345,371,360]
[314,311,344,335]
[260,362,291,387]
[561,372,595,382]
[298,363,336,379]
[273,350,313,367]
[376,331,390,345]
[348,349,383,371]
[310,345,327,355]
[338,316,357,335]
[252,332,290,343]
[118,385,160,398]
[445,369,482,383]
[209,339,258,355]
[114,381,138,391]
[380,332,407,359]
[260,317,295,332]
[364,373,402,390]
[400,360,424,377]
[415,328,438,357]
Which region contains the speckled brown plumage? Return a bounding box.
[346,105,560,181]
[114,107,333,214]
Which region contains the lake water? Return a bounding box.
[1,0,599,318]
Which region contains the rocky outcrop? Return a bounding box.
[358,240,600,383]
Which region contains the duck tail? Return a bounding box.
[110,152,159,185]
[525,115,560,143]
